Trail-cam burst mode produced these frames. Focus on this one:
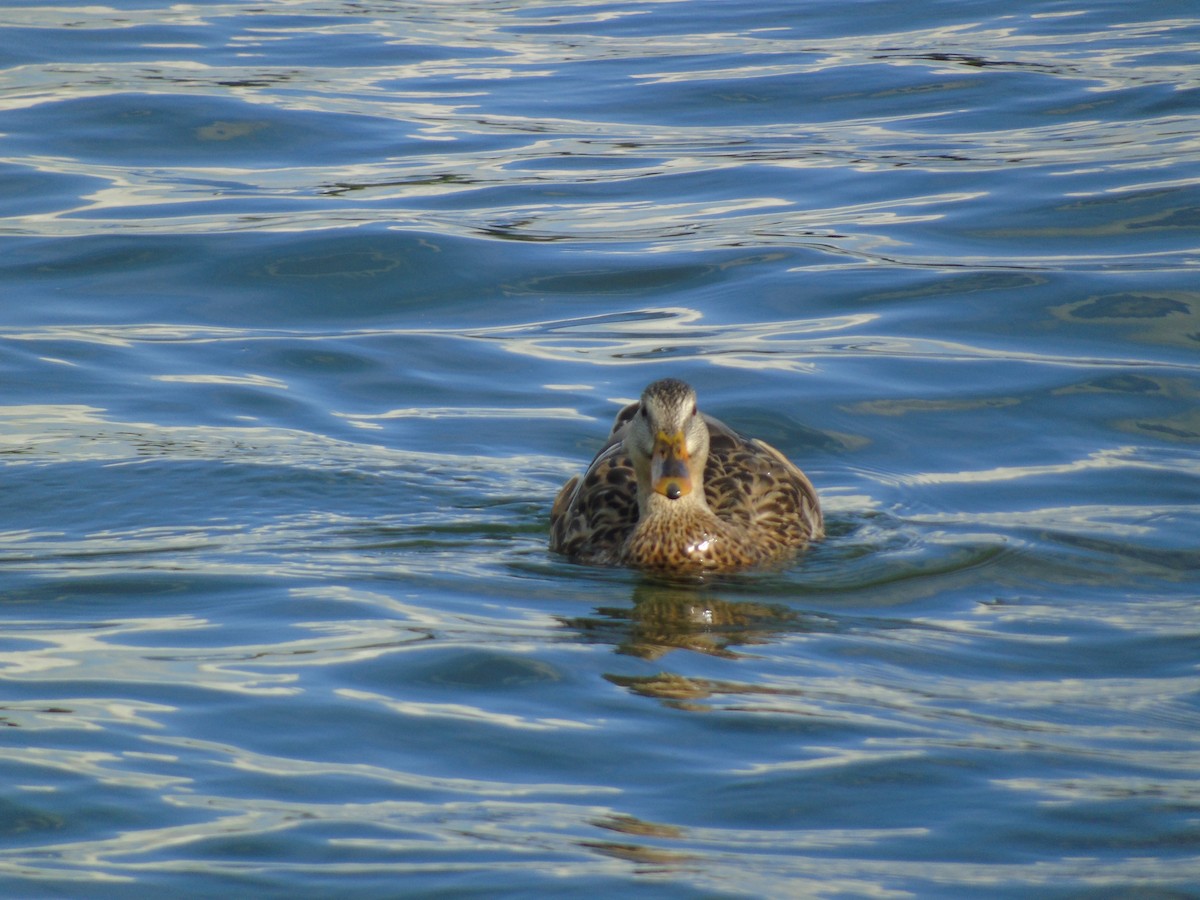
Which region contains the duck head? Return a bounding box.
[627,378,711,510]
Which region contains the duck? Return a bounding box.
[550,378,823,574]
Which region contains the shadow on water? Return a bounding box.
[563,581,834,660]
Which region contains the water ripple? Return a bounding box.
[3,2,1199,896]
[3,2,1197,276]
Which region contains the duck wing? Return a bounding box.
[701,414,824,545]
[549,403,641,563]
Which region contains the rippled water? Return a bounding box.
[2,1,1199,896]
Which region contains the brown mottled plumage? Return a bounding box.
[550,378,823,574]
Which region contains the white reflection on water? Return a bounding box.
[1,601,1197,894]
[7,312,1197,380]
[0,513,547,585]
[145,734,617,798]
[336,688,598,732]
[1,696,175,733]
[0,605,568,695]
[997,774,1200,806]
[4,0,1196,265]
[474,307,870,373]
[0,401,565,484]
[463,307,1200,373]
[0,616,297,695]
[152,373,289,389]
[0,795,634,887]
[4,746,190,792]
[290,585,561,635]
[2,783,1197,896]
[903,444,1200,485]
[733,746,927,775]
[975,594,1200,637]
[632,18,1200,92]
[916,502,1198,538]
[335,405,591,430]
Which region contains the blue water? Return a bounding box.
[2,1,1199,896]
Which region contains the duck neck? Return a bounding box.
[638,486,711,521]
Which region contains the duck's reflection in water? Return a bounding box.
[562,581,819,660]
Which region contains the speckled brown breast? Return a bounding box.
[618,502,762,573]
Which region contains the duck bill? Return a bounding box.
[651,430,693,500]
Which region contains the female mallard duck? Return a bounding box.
[550,378,822,573]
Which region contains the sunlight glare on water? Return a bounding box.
[1,1,1199,897]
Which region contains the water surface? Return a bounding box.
[2,1,1199,896]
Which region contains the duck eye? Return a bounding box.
[639,405,648,419]
[690,404,698,417]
